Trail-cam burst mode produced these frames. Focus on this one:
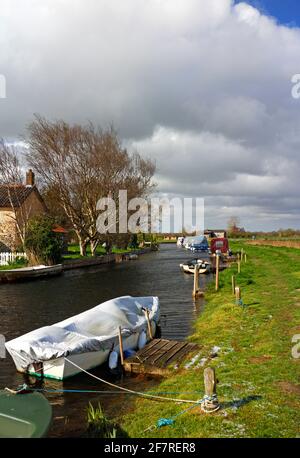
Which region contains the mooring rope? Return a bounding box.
[144,394,219,432]
[64,357,199,404]
[11,387,203,395]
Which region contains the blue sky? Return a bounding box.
[2,1,300,230]
[237,0,300,27]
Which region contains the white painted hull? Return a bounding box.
[182,266,209,274]
[24,332,140,380]
[8,297,159,380]
[180,262,210,274]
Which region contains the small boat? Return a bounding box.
[0,264,63,283]
[6,296,160,380]
[180,259,211,274]
[128,254,138,260]
[0,390,52,438]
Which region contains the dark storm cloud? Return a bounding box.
[1,0,300,229]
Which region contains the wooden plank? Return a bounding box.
[123,338,201,375]
[144,340,180,366]
[124,339,159,363]
[149,340,179,365]
[123,361,170,376]
[136,339,166,359]
[156,341,188,368]
[135,339,170,363]
[152,341,185,367]
[168,343,199,366]
[163,343,191,367]
[125,339,168,364]
[124,339,162,363]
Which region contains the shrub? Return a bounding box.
[8,256,28,267]
[24,215,63,265]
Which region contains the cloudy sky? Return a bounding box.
[1,0,300,231]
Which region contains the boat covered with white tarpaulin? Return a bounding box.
[6,296,160,380]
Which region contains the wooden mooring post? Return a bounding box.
[144,308,153,340]
[231,275,236,295]
[193,264,203,298]
[118,326,124,366]
[237,253,241,273]
[202,367,220,413]
[235,286,241,304]
[215,254,220,291]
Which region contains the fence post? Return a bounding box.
[215,254,220,291]
[235,286,241,304]
[237,253,241,273]
[231,275,236,295]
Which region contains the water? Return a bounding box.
[0,244,210,436]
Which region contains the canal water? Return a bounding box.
[0,244,210,437]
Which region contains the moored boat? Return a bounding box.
[5,296,160,380]
[177,237,185,246]
[0,264,63,283]
[180,259,211,274]
[0,390,52,438]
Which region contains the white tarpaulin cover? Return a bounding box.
[5,296,159,370]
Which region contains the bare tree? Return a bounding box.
[0,139,31,247]
[26,116,155,256]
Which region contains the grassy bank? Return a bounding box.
[247,240,300,249]
[0,262,28,270]
[116,242,300,438]
[63,244,135,260]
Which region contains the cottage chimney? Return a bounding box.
[26,169,35,187]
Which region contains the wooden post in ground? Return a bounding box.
[237,253,241,273]
[244,253,247,263]
[235,286,241,304]
[145,308,153,340]
[231,275,236,295]
[193,264,199,297]
[193,264,204,298]
[215,254,220,291]
[118,326,124,366]
[202,367,220,412]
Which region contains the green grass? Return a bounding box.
[0,262,28,270]
[117,242,300,438]
[84,402,129,438]
[63,244,135,260]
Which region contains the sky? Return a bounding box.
[235,0,300,27]
[1,0,300,231]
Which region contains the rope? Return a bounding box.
[236,299,246,307]
[157,400,202,428]
[8,386,203,396]
[145,394,219,432]
[64,357,198,404]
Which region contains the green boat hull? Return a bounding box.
[0,390,52,438]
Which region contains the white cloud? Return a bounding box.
[0,0,300,230]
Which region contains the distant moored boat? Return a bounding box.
[0,264,63,283]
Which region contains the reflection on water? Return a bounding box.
[0,244,211,437]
